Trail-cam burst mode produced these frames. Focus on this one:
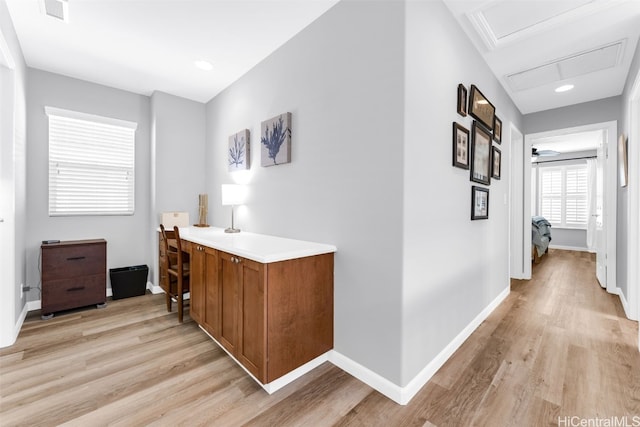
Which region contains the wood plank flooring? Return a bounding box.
[1,249,638,426]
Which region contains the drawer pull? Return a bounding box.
[67,286,86,292]
[67,256,86,261]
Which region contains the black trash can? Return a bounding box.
[109,265,148,300]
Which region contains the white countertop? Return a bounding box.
[176,226,336,263]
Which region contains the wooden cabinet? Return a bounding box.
[41,239,107,317]
[219,251,266,380]
[189,243,219,337]
[189,244,333,384]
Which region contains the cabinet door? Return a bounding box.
[237,257,266,382]
[218,251,240,354]
[189,243,205,325]
[203,247,220,338]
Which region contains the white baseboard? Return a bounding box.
[0,302,30,348]
[329,350,405,403]
[614,287,637,321]
[330,285,511,405]
[548,244,590,252]
[147,281,164,294]
[26,300,41,311]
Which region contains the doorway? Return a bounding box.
[514,122,617,292]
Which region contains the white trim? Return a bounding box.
[329,350,404,404]
[330,286,510,405]
[44,106,138,130]
[0,28,17,350]
[627,69,640,324]
[509,123,526,279]
[0,28,16,69]
[147,281,164,294]
[0,299,28,348]
[615,287,631,320]
[548,244,589,252]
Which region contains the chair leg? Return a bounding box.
[166,292,172,312]
[176,276,183,323]
[177,295,183,323]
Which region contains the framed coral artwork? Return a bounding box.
[261,112,292,167]
[228,129,250,172]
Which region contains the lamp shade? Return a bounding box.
[221,184,247,206]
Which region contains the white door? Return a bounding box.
[595,135,606,287]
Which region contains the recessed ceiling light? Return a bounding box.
[194,60,213,71]
[555,84,574,93]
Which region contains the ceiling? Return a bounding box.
[5,0,339,103]
[5,0,640,111]
[443,0,640,114]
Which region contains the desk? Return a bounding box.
[161,226,336,394]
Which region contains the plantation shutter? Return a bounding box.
[46,107,137,216]
[565,166,588,227]
[538,163,588,228]
[539,168,562,225]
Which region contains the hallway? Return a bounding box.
[0,250,638,426]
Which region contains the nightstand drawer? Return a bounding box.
[42,241,106,280]
[41,274,106,314]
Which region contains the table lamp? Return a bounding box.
[221,184,247,233]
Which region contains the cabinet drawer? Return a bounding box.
[42,274,106,314]
[42,243,106,280]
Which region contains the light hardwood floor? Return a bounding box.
[1,249,638,426]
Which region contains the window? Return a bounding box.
[538,164,588,228]
[46,107,137,216]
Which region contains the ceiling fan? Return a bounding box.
[532,147,560,157]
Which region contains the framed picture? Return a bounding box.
[492,146,501,180]
[457,84,467,117]
[618,134,628,187]
[261,112,292,166]
[228,129,250,172]
[471,186,489,220]
[493,116,502,143]
[470,121,492,185]
[452,122,469,169]
[469,85,495,131]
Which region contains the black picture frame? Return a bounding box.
[470,121,492,185]
[469,85,495,131]
[452,122,469,169]
[471,186,489,220]
[457,84,467,117]
[493,116,502,144]
[492,146,501,180]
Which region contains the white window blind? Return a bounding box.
[46,107,137,216]
[538,164,588,228]
[565,166,588,226]
[539,168,562,224]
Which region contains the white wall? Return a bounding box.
[150,91,206,285]
[620,41,640,307]
[402,0,523,386]
[205,0,406,384]
[25,69,152,297]
[0,0,27,347]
